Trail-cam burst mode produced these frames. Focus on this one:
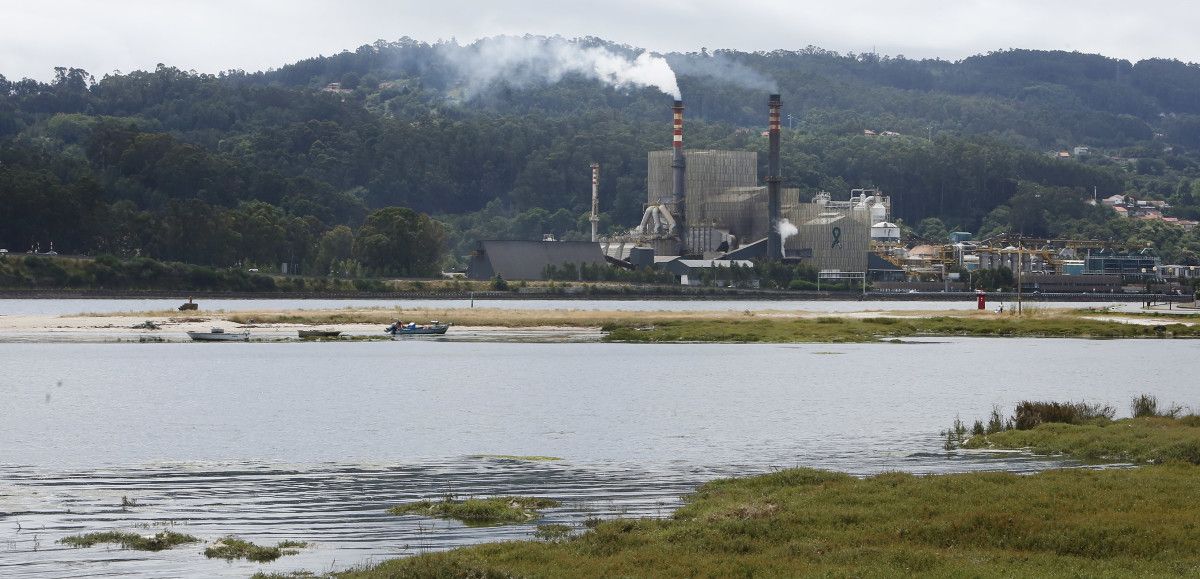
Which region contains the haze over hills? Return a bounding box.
[2,36,1200,272]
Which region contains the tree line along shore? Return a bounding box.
[2,254,1195,303]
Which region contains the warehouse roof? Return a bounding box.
[468,240,606,280]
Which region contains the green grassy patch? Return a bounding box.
[388,496,561,526]
[965,415,1200,464]
[60,530,200,551]
[203,537,309,562]
[602,316,1200,343]
[341,465,1200,577]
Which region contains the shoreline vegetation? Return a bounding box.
[601,315,1200,342]
[336,395,1200,577]
[227,308,1199,341]
[388,497,561,527]
[203,537,309,562]
[16,305,1196,344]
[60,530,200,551]
[3,254,1197,303]
[954,395,1200,465]
[60,531,307,563]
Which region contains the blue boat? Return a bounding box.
[385,321,449,336]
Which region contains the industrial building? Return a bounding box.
[659,258,759,287]
[596,94,1182,293]
[874,234,1185,293]
[468,95,1169,294]
[602,94,883,280]
[467,240,607,281]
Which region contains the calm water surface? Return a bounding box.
[1,339,1191,577]
[0,297,1140,317]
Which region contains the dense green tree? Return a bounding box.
[353,207,446,276]
[916,218,950,242]
[313,225,355,275]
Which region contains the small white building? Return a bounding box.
[871,221,901,242]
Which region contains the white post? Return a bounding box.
[1017,240,1023,315]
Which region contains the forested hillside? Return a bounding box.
[3,37,1200,272]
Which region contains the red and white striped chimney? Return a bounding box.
[671,100,686,242]
[767,94,782,260]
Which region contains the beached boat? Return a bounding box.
[385,321,450,336]
[187,327,250,342]
[298,329,342,339]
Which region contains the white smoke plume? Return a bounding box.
[670,52,778,92]
[775,218,798,245]
[439,36,680,99]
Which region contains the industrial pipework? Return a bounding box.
[671,100,687,246]
[767,94,782,260]
[590,162,600,242]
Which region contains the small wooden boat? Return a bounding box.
[298,329,342,339]
[187,327,249,342]
[385,321,450,336]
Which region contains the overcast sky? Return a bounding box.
[4,0,1197,81]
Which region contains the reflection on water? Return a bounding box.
[0,339,1186,577]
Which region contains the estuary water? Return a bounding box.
[1,339,1194,577]
[0,297,1140,317]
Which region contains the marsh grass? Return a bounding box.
[941,417,968,450]
[79,306,1200,343]
[1013,400,1116,429]
[203,537,309,562]
[1131,394,1185,418]
[388,496,561,526]
[965,414,1200,464]
[222,308,761,329]
[340,465,1200,578]
[957,394,1195,455]
[604,315,1200,343]
[60,530,199,551]
[952,395,1185,452]
[533,524,574,542]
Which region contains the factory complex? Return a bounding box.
[468,96,1193,294]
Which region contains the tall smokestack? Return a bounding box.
[767,94,782,260]
[671,100,686,248]
[590,162,600,242]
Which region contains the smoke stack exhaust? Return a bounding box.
[767,94,782,260]
[590,162,600,242]
[671,100,686,246]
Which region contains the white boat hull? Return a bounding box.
[187,331,250,342]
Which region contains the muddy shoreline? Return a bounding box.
[1,304,1193,344]
[0,287,1189,302]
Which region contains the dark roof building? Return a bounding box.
[467,240,607,280]
[868,252,905,282]
[659,258,758,287]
